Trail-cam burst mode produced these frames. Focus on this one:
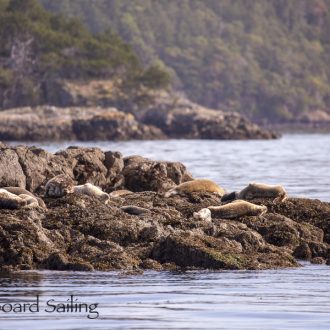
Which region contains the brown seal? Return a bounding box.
[165,179,225,197]
[208,200,267,219]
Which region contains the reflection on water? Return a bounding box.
[9,134,330,201]
[3,134,330,329]
[0,265,330,329]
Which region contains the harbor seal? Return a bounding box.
[238,183,287,202]
[208,200,267,219]
[109,189,133,198]
[73,183,109,203]
[120,205,151,215]
[19,194,39,208]
[0,189,27,209]
[164,179,225,198]
[2,187,47,208]
[221,191,238,203]
[45,174,75,198]
[193,208,212,222]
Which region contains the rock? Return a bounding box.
[140,258,163,270]
[122,156,193,193]
[14,146,72,192]
[308,241,328,259]
[139,223,163,241]
[0,146,194,196]
[293,243,312,260]
[72,111,165,140]
[193,208,212,222]
[43,252,94,271]
[310,257,326,264]
[56,146,108,188]
[65,261,94,271]
[151,233,247,270]
[104,151,125,190]
[298,110,330,124]
[43,252,69,270]
[142,95,278,140]
[0,106,164,141]
[0,148,26,188]
[0,146,329,272]
[0,211,55,270]
[0,95,277,141]
[259,198,330,243]
[0,146,192,194]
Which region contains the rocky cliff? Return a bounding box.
[0,145,329,272]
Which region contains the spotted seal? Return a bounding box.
[44,174,75,198]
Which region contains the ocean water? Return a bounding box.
[0,265,329,330]
[1,134,330,329]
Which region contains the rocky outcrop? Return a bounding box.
[0,106,165,141]
[0,95,278,141]
[0,145,329,272]
[141,95,278,139]
[0,145,193,194]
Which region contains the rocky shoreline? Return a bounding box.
[0,144,329,272]
[0,100,277,141]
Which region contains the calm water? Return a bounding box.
[2,134,330,329]
[0,265,329,330]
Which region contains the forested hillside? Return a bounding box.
[0,0,169,109]
[40,0,330,122]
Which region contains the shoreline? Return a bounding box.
[0,104,277,142]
